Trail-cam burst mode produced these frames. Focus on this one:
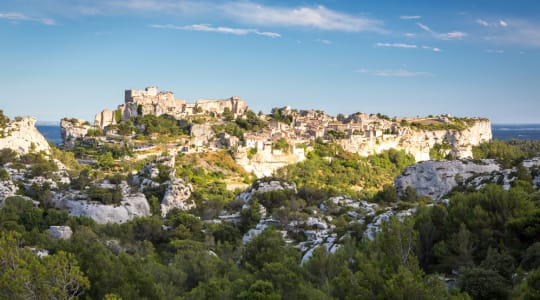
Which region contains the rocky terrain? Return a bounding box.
[60,118,91,148]
[0,116,50,154]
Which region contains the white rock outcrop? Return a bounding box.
[0,179,17,203]
[235,148,305,178]
[47,226,73,240]
[60,118,91,148]
[394,159,500,200]
[54,183,150,224]
[0,117,50,154]
[161,177,193,217]
[236,180,297,203]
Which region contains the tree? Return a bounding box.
[373,217,419,275]
[522,243,540,271]
[96,152,115,170]
[458,267,510,300]
[0,231,90,299]
[0,148,17,165]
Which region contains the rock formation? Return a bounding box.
[234,148,306,178]
[54,182,151,224]
[161,177,193,217]
[0,117,50,154]
[60,118,91,148]
[338,119,492,162]
[394,159,500,200]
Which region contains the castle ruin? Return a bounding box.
[94,86,249,128]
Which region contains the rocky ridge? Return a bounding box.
[0,117,50,154]
[60,118,91,148]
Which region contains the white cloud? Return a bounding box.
[485,49,505,54]
[0,12,55,25]
[356,68,431,77]
[404,33,416,37]
[417,22,467,40]
[316,39,332,44]
[375,42,417,49]
[499,20,508,27]
[221,3,384,32]
[422,45,442,52]
[400,15,421,20]
[417,22,431,32]
[477,19,489,27]
[150,24,281,38]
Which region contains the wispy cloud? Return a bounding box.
[375,42,441,52]
[476,18,509,28]
[400,15,421,20]
[0,12,55,25]
[150,23,281,38]
[477,19,490,27]
[422,45,442,52]
[404,33,416,37]
[221,3,384,32]
[485,49,505,54]
[417,22,467,40]
[375,42,417,49]
[315,39,332,44]
[356,68,431,77]
[481,19,540,48]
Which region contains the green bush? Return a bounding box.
[87,186,122,205]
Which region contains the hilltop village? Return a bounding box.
[60,86,492,177]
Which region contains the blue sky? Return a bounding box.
[0,0,539,124]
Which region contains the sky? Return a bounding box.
[0,0,539,124]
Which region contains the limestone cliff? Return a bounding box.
[0,117,50,154]
[339,119,492,162]
[234,148,306,178]
[60,118,91,148]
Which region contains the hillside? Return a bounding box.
[1,99,539,299]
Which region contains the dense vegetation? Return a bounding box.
[276,139,416,195]
[473,139,540,168]
[403,117,483,132]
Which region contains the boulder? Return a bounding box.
[47,226,73,240]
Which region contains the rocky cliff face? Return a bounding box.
[234,148,306,178]
[340,120,492,162]
[60,118,91,148]
[0,117,50,154]
[394,159,500,200]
